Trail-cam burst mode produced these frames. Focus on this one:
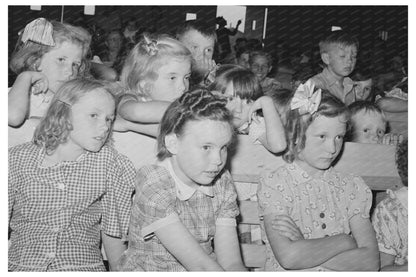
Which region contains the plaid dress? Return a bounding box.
[118,158,239,271]
[8,142,136,271]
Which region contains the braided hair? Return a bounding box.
[157,88,234,160]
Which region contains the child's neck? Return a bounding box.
[42,144,86,166]
[326,67,345,85]
[295,159,325,178]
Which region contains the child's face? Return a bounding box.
[38,41,83,93]
[354,79,372,101]
[179,29,215,71]
[351,110,386,144]
[148,57,191,102]
[106,33,123,52]
[169,119,233,188]
[224,82,252,128]
[297,115,347,176]
[237,53,250,68]
[323,44,357,79]
[250,55,271,82]
[67,89,115,154]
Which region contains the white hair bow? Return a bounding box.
[290,79,322,115]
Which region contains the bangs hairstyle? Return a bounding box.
[119,33,192,96]
[319,30,359,54]
[249,51,273,67]
[157,88,234,161]
[208,64,263,101]
[10,19,91,76]
[283,91,350,163]
[33,78,117,154]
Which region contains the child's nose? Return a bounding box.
[211,150,223,166]
[326,139,337,154]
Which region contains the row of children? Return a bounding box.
[8,17,407,271]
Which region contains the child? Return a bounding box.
[372,139,408,271]
[9,18,91,127]
[257,81,379,271]
[208,64,287,154]
[116,33,192,136]
[267,88,296,126]
[249,50,283,96]
[8,78,136,271]
[350,67,374,101]
[310,30,358,105]
[176,20,217,87]
[348,101,403,145]
[117,89,246,271]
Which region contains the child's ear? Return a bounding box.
[165,133,179,155]
[321,53,330,65]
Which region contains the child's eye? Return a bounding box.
[57,57,66,63]
[335,135,344,140]
[170,76,176,81]
[106,117,114,123]
[377,130,385,136]
[319,135,326,139]
[363,128,369,133]
[185,75,191,80]
[202,145,211,151]
[90,113,98,119]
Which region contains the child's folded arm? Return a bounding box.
[263,212,357,270]
[214,223,247,271]
[320,215,380,271]
[118,98,171,123]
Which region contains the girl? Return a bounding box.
[115,33,192,136]
[9,18,91,127]
[118,89,246,271]
[209,64,287,153]
[8,78,136,271]
[257,80,379,271]
[249,50,282,96]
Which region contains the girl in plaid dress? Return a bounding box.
[9,18,91,127]
[118,89,246,271]
[8,78,136,271]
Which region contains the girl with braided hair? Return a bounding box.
[115,33,192,136]
[117,89,246,271]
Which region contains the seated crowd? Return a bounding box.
[8,17,408,272]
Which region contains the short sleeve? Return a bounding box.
[248,117,265,145]
[117,92,140,110]
[135,166,179,236]
[215,171,239,225]
[101,152,136,240]
[372,199,397,256]
[257,168,294,217]
[345,176,372,219]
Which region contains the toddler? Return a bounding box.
[349,101,403,145]
[257,81,379,271]
[117,89,246,271]
[8,78,136,271]
[9,18,91,127]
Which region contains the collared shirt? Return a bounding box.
[311,67,355,105]
[257,162,372,271]
[8,143,136,271]
[372,187,408,265]
[118,158,239,271]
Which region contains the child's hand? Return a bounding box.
[27,71,49,95]
[379,133,404,146]
[247,96,272,123]
[271,214,303,241]
[112,115,132,132]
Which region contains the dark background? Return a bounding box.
[8,5,407,85]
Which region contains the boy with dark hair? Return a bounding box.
[310,30,359,105]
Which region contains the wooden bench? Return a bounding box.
[9,120,403,270]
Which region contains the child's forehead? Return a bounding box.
[329,43,357,53]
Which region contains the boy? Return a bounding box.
[176,20,217,87]
[310,30,358,105]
